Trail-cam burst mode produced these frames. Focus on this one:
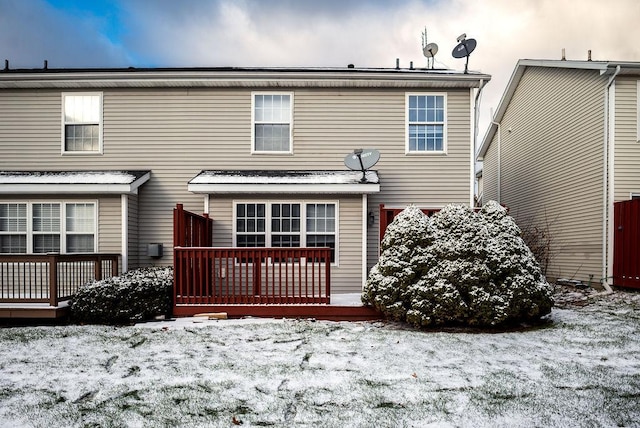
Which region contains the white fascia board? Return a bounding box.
[188,183,380,194]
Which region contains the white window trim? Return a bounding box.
[405,92,448,155]
[251,91,294,155]
[0,200,98,254]
[61,92,104,155]
[233,200,339,266]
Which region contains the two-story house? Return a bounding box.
[478,59,640,290]
[0,64,490,317]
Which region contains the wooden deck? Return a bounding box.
[174,293,381,321]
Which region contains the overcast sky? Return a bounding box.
[1,0,639,147]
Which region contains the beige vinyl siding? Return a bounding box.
[614,78,640,200]
[489,67,606,282]
[127,194,139,269]
[0,86,475,282]
[97,196,121,258]
[207,194,363,293]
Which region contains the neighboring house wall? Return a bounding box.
[486,67,606,283]
[614,78,640,200]
[482,134,499,203]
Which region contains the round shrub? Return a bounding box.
[70,267,173,325]
[362,201,554,328]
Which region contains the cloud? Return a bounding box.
[2,0,639,145]
[0,0,131,68]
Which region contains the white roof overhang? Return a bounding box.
[188,170,381,194]
[0,170,151,195]
[0,68,491,90]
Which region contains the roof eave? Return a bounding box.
[0,69,491,89]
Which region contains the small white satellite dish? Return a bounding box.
[423,43,438,58]
[344,148,380,182]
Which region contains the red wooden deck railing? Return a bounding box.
[173,203,213,247]
[0,253,120,306]
[174,247,331,305]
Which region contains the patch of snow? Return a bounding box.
[0,290,638,427]
[189,170,379,185]
[0,171,143,184]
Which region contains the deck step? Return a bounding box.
[173,305,382,321]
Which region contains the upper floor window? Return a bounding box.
[406,93,446,154]
[252,93,293,153]
[62,93,103,154]
[0,202,96,254]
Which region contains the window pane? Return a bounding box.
[33,204,60,232]
[236,203,266,245]
[255,124,290,152]
[409,124,443,152]
[237,235,265,247]
[272,235,300,247]
[0,203,27,232]
[33,234,60,253]
[67,235,94,253]
[65,124,99,152]
[65,95,100,123]
[67,203,95,233]
[0,235,26,253]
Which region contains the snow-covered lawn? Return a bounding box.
[1,288,639,428]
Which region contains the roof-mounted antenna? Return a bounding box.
[421,27,439,69]
[451,33,477,74]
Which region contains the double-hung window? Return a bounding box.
[0,203,27,253]
[0,202,96,254]
[234,201,337,263]
[62,93,103,154]
[406,93,446,153]
[252,93,293,153]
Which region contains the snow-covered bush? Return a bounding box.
[70,267,173,325]
[362,201,553,328]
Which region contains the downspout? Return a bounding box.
[490,108,501,203]
[362,193,368,291]
[473,79,488,206]
[600,65,620,294]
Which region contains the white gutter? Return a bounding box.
[472,79,488,206]
[601,65,621,294]
[362,194,368,291]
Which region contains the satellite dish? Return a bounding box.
[423,43,438,58]
[451,37,477,74]
[344,148,380,182]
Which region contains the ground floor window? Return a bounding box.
[0,201,96,254]
[234,201,337,262]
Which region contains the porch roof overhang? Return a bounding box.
[188,170,380,194]
[0,170,151,195]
